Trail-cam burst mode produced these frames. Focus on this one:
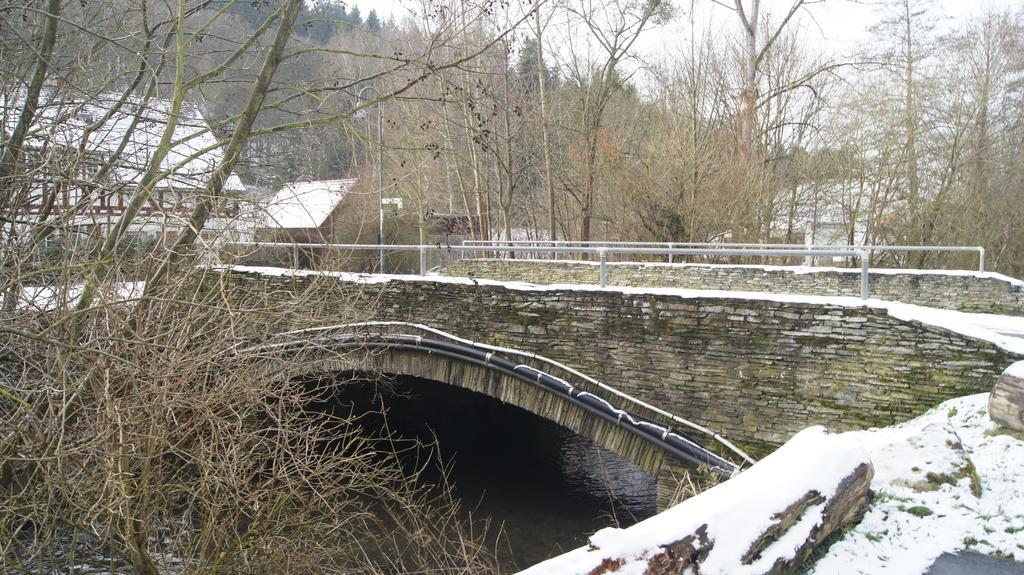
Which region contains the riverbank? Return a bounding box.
[811,393,1024,574]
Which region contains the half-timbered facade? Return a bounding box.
[2,89,246,238]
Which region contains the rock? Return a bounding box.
[989,362,1024,432]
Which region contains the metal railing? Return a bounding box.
[462,240,986,272]
[224,241,874,299]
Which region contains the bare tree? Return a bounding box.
[720,0,810,157]
[0,1,541,573]
[564,0,670,241]
[533,0,559,241]
[866,0,940,262]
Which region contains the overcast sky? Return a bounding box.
[352,0,1018,58]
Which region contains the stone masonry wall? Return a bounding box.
[214,268,1022,455]
[442,259,1024,315]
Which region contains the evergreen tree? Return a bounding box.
[515,38,559,93]
[367,9,381,32]
[302,0,350,42]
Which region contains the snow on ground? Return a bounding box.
[516,393,1024,575]
[1005,361,1024,379]
[812,393,1024,574]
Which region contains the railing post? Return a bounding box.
[858,249,870,300]
[599,248,608,287]
[668,243,674,264]
[979,247,986,273]
[419,245,428,275]
[292,244,299,269]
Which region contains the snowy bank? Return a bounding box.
[517,427,872,575]
[517,393,1024,575]
[812,393,1024,574]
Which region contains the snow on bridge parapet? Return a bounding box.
[226,265,1024,358]
[441,259,1024,316]
[517,427,873,575]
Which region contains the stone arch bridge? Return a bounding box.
[205,265,1023,503]
[239,322,748,508]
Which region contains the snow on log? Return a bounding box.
[517,426,873,575]
[989,361,1024,432]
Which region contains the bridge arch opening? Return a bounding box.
[302,371,657,570]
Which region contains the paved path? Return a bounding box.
[927,552,1024,575]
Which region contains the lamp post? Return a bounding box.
[357,85,384,273]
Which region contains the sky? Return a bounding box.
[343,0,1017,98]
[351,0,1019,59]
[633,0,1019,73]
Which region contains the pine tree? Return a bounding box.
[367,9,381,32]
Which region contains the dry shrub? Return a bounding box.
[666,465,726,509]
[0,265,497,574]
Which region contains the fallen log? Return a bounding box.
[518,426,873,575]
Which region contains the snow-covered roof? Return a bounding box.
[260,179,356,229]
[0,88,245,192]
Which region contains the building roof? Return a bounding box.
[0,89,245,192]
[260,179,357,230]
